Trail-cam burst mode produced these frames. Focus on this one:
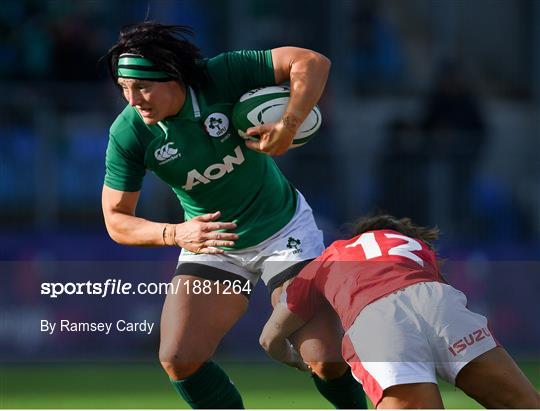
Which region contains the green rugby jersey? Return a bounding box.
[104,50,297,249]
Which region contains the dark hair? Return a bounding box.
[106,21,207,88]
[352,214,439,249]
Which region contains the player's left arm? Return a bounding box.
[246,47,331,156]
[259,302,309,371]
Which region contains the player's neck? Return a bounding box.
[168,83,187,118]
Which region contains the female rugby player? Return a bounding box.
[102,22,366,409]
[261,214,539,408]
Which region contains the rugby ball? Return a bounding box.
[232,86,322,148]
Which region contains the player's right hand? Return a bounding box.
[174,211,238,254]
[245,118,296,156]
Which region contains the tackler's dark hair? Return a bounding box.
[351,214,440,250]
[106,21,207,88]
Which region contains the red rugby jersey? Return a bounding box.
[285,229,444,330]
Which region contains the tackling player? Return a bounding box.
[260,214,540,408]
[102,22,366,409]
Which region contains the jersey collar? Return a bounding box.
[163,86,201,122]
[157,87,201,140]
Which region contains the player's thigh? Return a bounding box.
[378,383,443,409]
[272,284,346,379]
[343,295,438,407]
[455,346,540,409]
[160,274,248,364]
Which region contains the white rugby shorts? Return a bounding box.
[343,281,498,406]
[176,191,324,290]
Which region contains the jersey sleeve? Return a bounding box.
[282,259,324,322]
[205,50,276,100]
[104,131,146,192]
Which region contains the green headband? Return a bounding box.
[117,54,173,81]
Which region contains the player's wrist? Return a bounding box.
[162,224,178,246]
[280,113,301,133]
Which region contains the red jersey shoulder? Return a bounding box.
[285,257,326,322]
[318,239,348,259]
[294,258,320,281]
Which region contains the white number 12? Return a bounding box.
[345,232,424,267]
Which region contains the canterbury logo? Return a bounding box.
[155,142,179,162]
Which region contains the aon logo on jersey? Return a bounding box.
[182,145,245,191]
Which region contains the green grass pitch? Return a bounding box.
[1,361,538,408]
